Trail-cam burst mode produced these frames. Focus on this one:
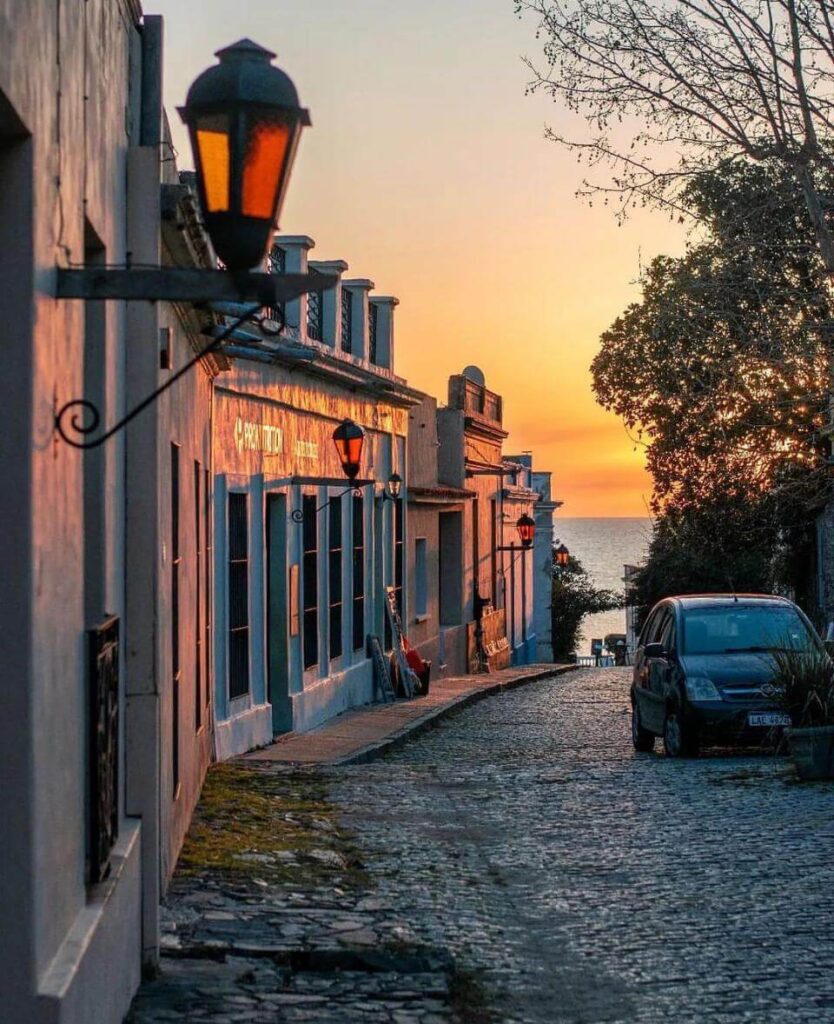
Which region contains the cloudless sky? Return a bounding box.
[149,0,685,515]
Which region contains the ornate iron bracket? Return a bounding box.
[55,304,265,449]
[290,480,374,523]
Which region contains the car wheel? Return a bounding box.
[663,709,699,758]
[631,702,655,752]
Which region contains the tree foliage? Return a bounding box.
[551,553,622,660]
[516,0,834,270]
[591,158,831,526]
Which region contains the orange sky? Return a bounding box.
[151,0,686,516]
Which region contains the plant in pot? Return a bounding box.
[768,646,834,781]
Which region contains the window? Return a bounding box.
[329,498,343,660]
[302,495,319,669]
[368,302,379,363]
[171,444,181,794]
[681,604,815,655]
[415,538,428,619]
[352,496,365,651]
[490,499,497,606]
[204,468,212,711]
[228,493,250,699]
[266,244,286,327]
[341,289,353,354]
[194,462,202,730]
[386,497,404,649]
[307,289,323,342]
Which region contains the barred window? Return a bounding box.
[329,498,343,661]
[341,288,353,354]
[228,493,250,699]
[266,244,286,327]
[352,496,365,652]
[171,444,181,793]
[307,289,323,342]
[194,461,202,731]
[302,496,319,669]
[368,302,379,364]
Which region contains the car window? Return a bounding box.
[660,613,676,653]
[639,607,662,647]
[681,604,815,655]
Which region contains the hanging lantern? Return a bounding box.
[517,513,535,549]
[555,543,570,566]
[332,420,365,481]
[387,473,403,500]
[180,39,310,271]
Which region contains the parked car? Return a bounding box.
[631,594,823,757]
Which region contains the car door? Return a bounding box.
[643,608,673,732]
[634,607,662,730]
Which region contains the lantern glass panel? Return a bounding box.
[242,114,293,219]
[195,114,231,213]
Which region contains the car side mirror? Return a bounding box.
[644,642,666,659]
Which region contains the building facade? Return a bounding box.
[0,3,145,1021]
[211,235,423,756]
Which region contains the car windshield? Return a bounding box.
[681,605,815,655]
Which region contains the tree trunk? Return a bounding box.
[795,163,834,278]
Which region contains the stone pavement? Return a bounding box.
[332,667,834,1023]
[244,664,572,766]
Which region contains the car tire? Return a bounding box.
[663,709,699,758]
[631,702,655,752]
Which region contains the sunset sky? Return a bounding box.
[151,0,686,516]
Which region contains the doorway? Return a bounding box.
[266,494,291,733]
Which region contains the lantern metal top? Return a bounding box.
[182,38,311,125]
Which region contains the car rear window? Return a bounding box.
[681,605,815,655]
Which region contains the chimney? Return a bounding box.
[273,234,315,340]
[308,259,349,348]
[341,278,375,361]
[368,296,398,370]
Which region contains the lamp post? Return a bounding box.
[495,513,537,667]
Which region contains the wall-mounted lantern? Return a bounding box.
[382,473,402,502]
[179,39,310,272]
[555,543,570,567]
[516,514,536,550]
[332,419,365,482]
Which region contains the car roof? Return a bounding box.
[664,594,795,610]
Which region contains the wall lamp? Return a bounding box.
[54,39,332,449]
[555,543,570,567]
[497,513,536,553]
[290,420,373,523]
[381,473,402,502]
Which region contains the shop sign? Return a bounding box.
[234,416,284,456]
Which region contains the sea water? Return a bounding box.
[554,518,652,656]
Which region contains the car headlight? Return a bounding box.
[685,676,722,701]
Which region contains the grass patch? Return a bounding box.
[176,763,367,887]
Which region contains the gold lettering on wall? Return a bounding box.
[234,416,285,456]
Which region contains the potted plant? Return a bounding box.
[769,647,834,780]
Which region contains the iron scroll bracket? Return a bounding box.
[289,480,374,523]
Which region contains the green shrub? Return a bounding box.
[769,647,834,727]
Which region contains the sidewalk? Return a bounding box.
[243,663,574,767]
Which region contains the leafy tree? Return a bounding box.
[591,158,831,532]
[551,552,622,660]
[516,0,834,272]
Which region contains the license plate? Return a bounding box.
[748,712,791,727]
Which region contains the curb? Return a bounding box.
[330,665,575,766]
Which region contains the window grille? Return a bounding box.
[352,495,365,651]
[204,468,212,712]
[302,496,319,669]
[87,615,119,884]
[266,244,286,326]
[415,538,428,618]
[369,302,379,364]
[307,289,323,342]
[341,288,353,354]
[171,444,181,794]
[228,493,250,699]
[385,497,404,650]
[194,462,202,730]
[329,498,343,661]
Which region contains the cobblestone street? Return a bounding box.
[331,667,834,1023]
[129,668,834,1023]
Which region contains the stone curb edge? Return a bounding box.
[329,665,576,767]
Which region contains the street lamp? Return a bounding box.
[332,419,365,482]
[180,38,311,271]
[555,543,570,567]
[516,514,535,549]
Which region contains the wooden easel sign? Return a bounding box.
[368,635,396,703]
[385,586,419,698]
